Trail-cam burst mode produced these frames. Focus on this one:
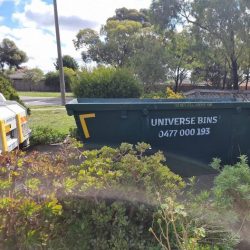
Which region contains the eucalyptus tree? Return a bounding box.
[0,38,28,70]
[150,0,250,89]
[74,20,142,67]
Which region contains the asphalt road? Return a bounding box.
[21,96,73,106]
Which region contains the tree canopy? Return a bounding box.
[0,38,28,71]
[107,7,151,27]
[23,68,44,85]
[149,0,250,89]
[74,1,250,90]
[54,55,79,71]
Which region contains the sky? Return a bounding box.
[0,0,151,72]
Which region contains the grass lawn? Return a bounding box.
[29,106,76,134]
[18,91,74,98]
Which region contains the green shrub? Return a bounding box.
[150,193,238,250]
[150,196,207,250]
[0,142,185,249]
[0,73,30,113]
[72,67,142,98]
[142,87,183,99]
[45,67,77,91]
[30,126,67,145]
[212,155,250,216]
[0,142,239,250]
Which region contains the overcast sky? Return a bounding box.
[0,0,151,72]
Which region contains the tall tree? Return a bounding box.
[150,0,250,89]
[108,7,151,27]
[238,40,250,89]
[150,0,182,32]
[190,26,231,89]
[182,0,250,89]
[74,20,142,67]
[165,30,196,91]
[54,55,79,71]
[0,38,28,70]
[128,27,168,84]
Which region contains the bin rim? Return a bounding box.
[67,97,242,105]
[65,97,250,115]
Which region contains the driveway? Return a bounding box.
[21,96,74,106]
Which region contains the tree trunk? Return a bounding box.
[246,69,249,90]
[174,67,180,93]
[174,78,179,93]
[222,71,227,90]
[231,57,239,90]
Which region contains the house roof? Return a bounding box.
[9,71,26,80]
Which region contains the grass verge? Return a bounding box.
[18,91,74,97]
[29,106,76,134]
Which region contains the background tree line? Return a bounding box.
[74,0,250,91]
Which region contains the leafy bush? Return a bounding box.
[150,192,238,250]
[45,67,77,91]
[142,87,183,99]
[0,73,30,113]
[0,145,75,249]
[0,142,185,249]
[211,155,250,244]
[30,126,67,145]
[166,87,183,98]
[0,142,240,249]
[71,67,142,98]
[150,196,208,250]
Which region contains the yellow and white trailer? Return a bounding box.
[0,93,31,153]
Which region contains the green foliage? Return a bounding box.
[0,148,72,249]
[30,126,66,145]
[0,38,28,70]
[166,87,183,98]
[165,30,197,92]
[72,67,142,98]
[0,142,241,249]
[149,0,250,89]
[128,27,169,84]
[54,55,79,71]
[0,142,185,249]
[23,68,44,85]
[149,183,240,250]
[150,0,181,31]
[142,87,183,99]
[150,196,208,250]
[213,155,250,213]
[45,67,77,91]
[0,73,30,113]
[74,20,143,67]
[190,0,250,89]
[108,7,151,27]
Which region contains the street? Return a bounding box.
[21,96,73,106]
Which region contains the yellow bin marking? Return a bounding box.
[5,125,11,134]
[16,114,24,143]
[0,120,8,152]
[79,113,96,139]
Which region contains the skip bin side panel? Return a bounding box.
[74,109,142,144]
[67,99,250,176]
[230,108,250,161]
[141,107,234,173]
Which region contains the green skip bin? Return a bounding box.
[66,98,250,176]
